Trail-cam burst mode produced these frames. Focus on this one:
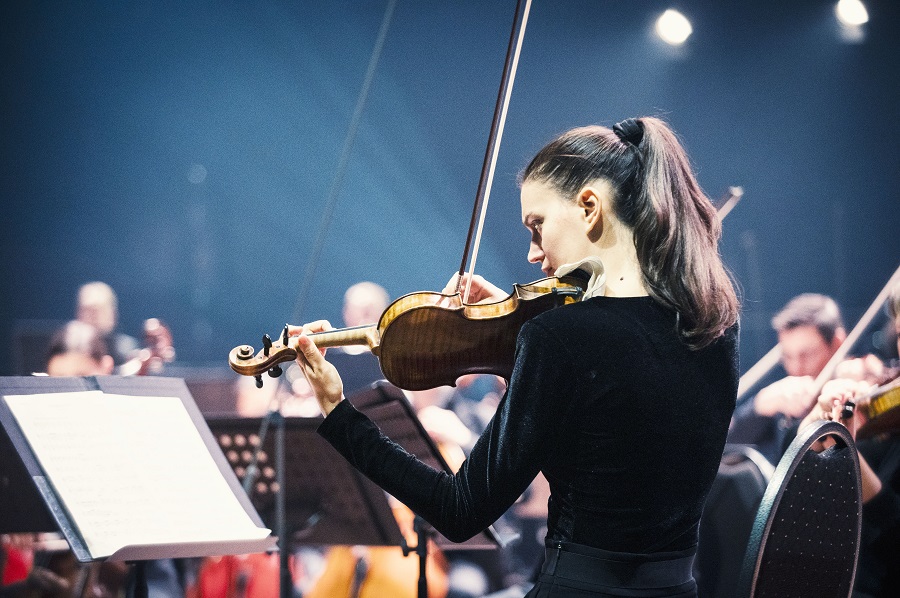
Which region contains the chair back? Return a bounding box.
[736,420,862,598]
[696,445,774,597]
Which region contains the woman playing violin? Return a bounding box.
[291,117,740,597]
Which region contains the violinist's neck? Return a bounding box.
[596,247,648,297]
[604,276,648,297]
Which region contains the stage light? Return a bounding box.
[835,0,869,27]
[655,9,693,46]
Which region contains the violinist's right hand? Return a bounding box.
[442,273,507,304]
[753,375,817,418]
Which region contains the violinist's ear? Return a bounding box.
[577,183,612,239]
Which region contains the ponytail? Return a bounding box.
[521,117,739,348]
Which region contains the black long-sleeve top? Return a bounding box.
[318,296,739,553]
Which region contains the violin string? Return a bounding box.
[462,0,533,304]
[291,0,398,323]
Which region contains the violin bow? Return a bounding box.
[291,0,399,323]
[811,262,900,397]
[457,0,532,303]
[736,264,900,403]
[716,186,744,221]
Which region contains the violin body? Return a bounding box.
[229,276,584,391]
[375,276,582,389]
[857,377,900,440]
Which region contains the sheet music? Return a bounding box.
[4,391,271,558]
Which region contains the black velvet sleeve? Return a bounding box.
[317,319,576,542]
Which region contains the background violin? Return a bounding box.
[855,375,900,440]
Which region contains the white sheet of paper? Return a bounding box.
[4,391,270,558]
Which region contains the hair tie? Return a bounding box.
[613,118,644,146]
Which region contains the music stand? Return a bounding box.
[209,381,504,598]
[205,416,405,548]
[0,375,276,596]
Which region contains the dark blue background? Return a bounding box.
[2,1,898,375]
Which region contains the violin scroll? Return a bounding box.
[229,323,381,386]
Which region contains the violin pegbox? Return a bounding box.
[229,327,298,388]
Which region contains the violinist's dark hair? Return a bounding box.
[771,293,844,343]
[520,117,739,349]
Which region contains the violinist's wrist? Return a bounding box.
[320,394,345,417]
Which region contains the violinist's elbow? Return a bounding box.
[436,524,482,544]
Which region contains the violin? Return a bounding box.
[854,375,900,440]
[119,318,175,376]
[229,275,584,391]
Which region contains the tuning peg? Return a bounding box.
[262,334,273,357]
[268,365,283,378]
[255,375,263,389]
[282,324,289,346]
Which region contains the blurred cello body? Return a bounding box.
[305,506,449,598]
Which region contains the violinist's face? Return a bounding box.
[520,180,597,276]
[778,324,843,378]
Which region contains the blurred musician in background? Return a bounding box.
[798,281,900,597]
[74,282,174,377]
[727,293,847,464]
[45,321,115,377]
[326,282,390,396]
[75,282,139,369]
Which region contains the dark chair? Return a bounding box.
[736,420,862,598]
[696,445,774,597]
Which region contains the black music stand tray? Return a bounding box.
[0,375,276,568]
[207,381,502,550]
[205,414,405,549]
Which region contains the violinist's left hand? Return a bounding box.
[798,377,884,503]
[798,378,873,440]
[289,321,345,416]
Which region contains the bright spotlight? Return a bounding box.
[836,0,869,27]
[655,9,693,46]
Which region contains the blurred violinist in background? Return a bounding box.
[74,282,174,377]
[75,282,139,370]
[45,321,115,378]
[727,293,847,464]
[798,280,900,597]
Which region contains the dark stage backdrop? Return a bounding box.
[1,1,898,380]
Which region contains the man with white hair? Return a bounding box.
[76,281,138,367]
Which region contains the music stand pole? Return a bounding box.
[241,387,291,598]
[273,409,291,598]
[401,514,434,598]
